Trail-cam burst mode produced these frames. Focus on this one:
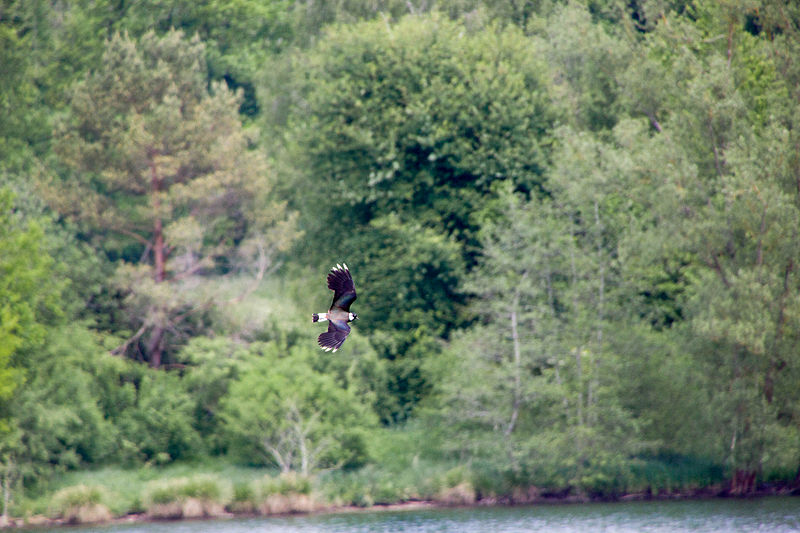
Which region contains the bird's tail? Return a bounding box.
[312,313,319,323]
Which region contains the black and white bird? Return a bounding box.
[312,263,358,352]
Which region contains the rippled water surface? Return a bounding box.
[39,497,800,533]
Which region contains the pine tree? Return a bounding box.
[49,30,297,367]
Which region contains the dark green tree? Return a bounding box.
[282,14,556,420]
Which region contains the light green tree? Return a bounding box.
[0,188,67,513]
[431,185,567,463]
[432,182,641,495]
[0,188,62,407]
[536,2,631,132]
[682,124,800,492]
[221,344,377,474]
[596,7,800,490]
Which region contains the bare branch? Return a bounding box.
[111,322,149,356]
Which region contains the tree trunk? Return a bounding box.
[505,272,527,438]
[153,218,165,283]
[149,157,166,283]
[730,469,756,496]
[0,458,15,528]
[1,468,8,527]
[147,325,165,368]
[506,307,521,437]
[148,154,166,367]
[590,200,605,422]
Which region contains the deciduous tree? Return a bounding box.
[220,344,376,474]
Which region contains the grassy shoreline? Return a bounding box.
[6,485,799,530]
[7,489,800,531]
[4,459,799,530]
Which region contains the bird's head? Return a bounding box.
[349,312,358,321]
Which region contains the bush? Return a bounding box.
[144,475,228,519]
[320,471,374,507]
[50,485,112,524]
[319,464,430,507]
[435,482,476,506]
[259,472,312,496]
[52,484,103,508]
[220,347,377,473]
[251,472,316,515]
[116,371,204,464]
[227,482,257,514]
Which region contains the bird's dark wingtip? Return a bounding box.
[318,330,346,352]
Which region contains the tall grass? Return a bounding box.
[627,454,726,494]
[230,472,317,515]
[144,475,229,518]
[20,458,273,518]
[318,424,467,507]
[50,485,112,524]
[15,442,737,523]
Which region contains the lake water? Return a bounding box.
[36,497,800,533]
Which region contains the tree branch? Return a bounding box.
[711,253,731,289]
[111,322,149,356]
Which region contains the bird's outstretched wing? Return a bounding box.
[318,320,351,352]
[327,263,357,312]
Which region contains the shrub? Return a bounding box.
[318,465,419,507]
[227,482,257,514]
[436,482,476,506]
[220,349,377,473]
[433,467,476,506]
[50,485,112,524]
[116,371,204,464]
[252,473,316,515]
[52,484,103,508]
[144,475,227,519]
[260,472,312,496]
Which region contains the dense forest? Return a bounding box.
[2,0,800,522]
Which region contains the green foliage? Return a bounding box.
[537,3,631,131]
[283,13,556,420]
[289,14,554,252]
[220,343,377,473]
[0,22,44,168]
[258,472,312,496]
[49,484,112,523]
[8,325,119,472]
[48,29,298,366]
[178,337,253,453]
[98,0,294,116]
[145,475,224,505]
[0,188,68,482]
[143,474,229,519]
[0,189,62,360]
[115,370,204,465]
[2,0,800,511]
[347,217,463,421]
[628,453,726,493]
[51,484,104,509]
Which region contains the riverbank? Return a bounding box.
[4,479,798,530]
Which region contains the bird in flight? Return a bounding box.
[313,263,358,352]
